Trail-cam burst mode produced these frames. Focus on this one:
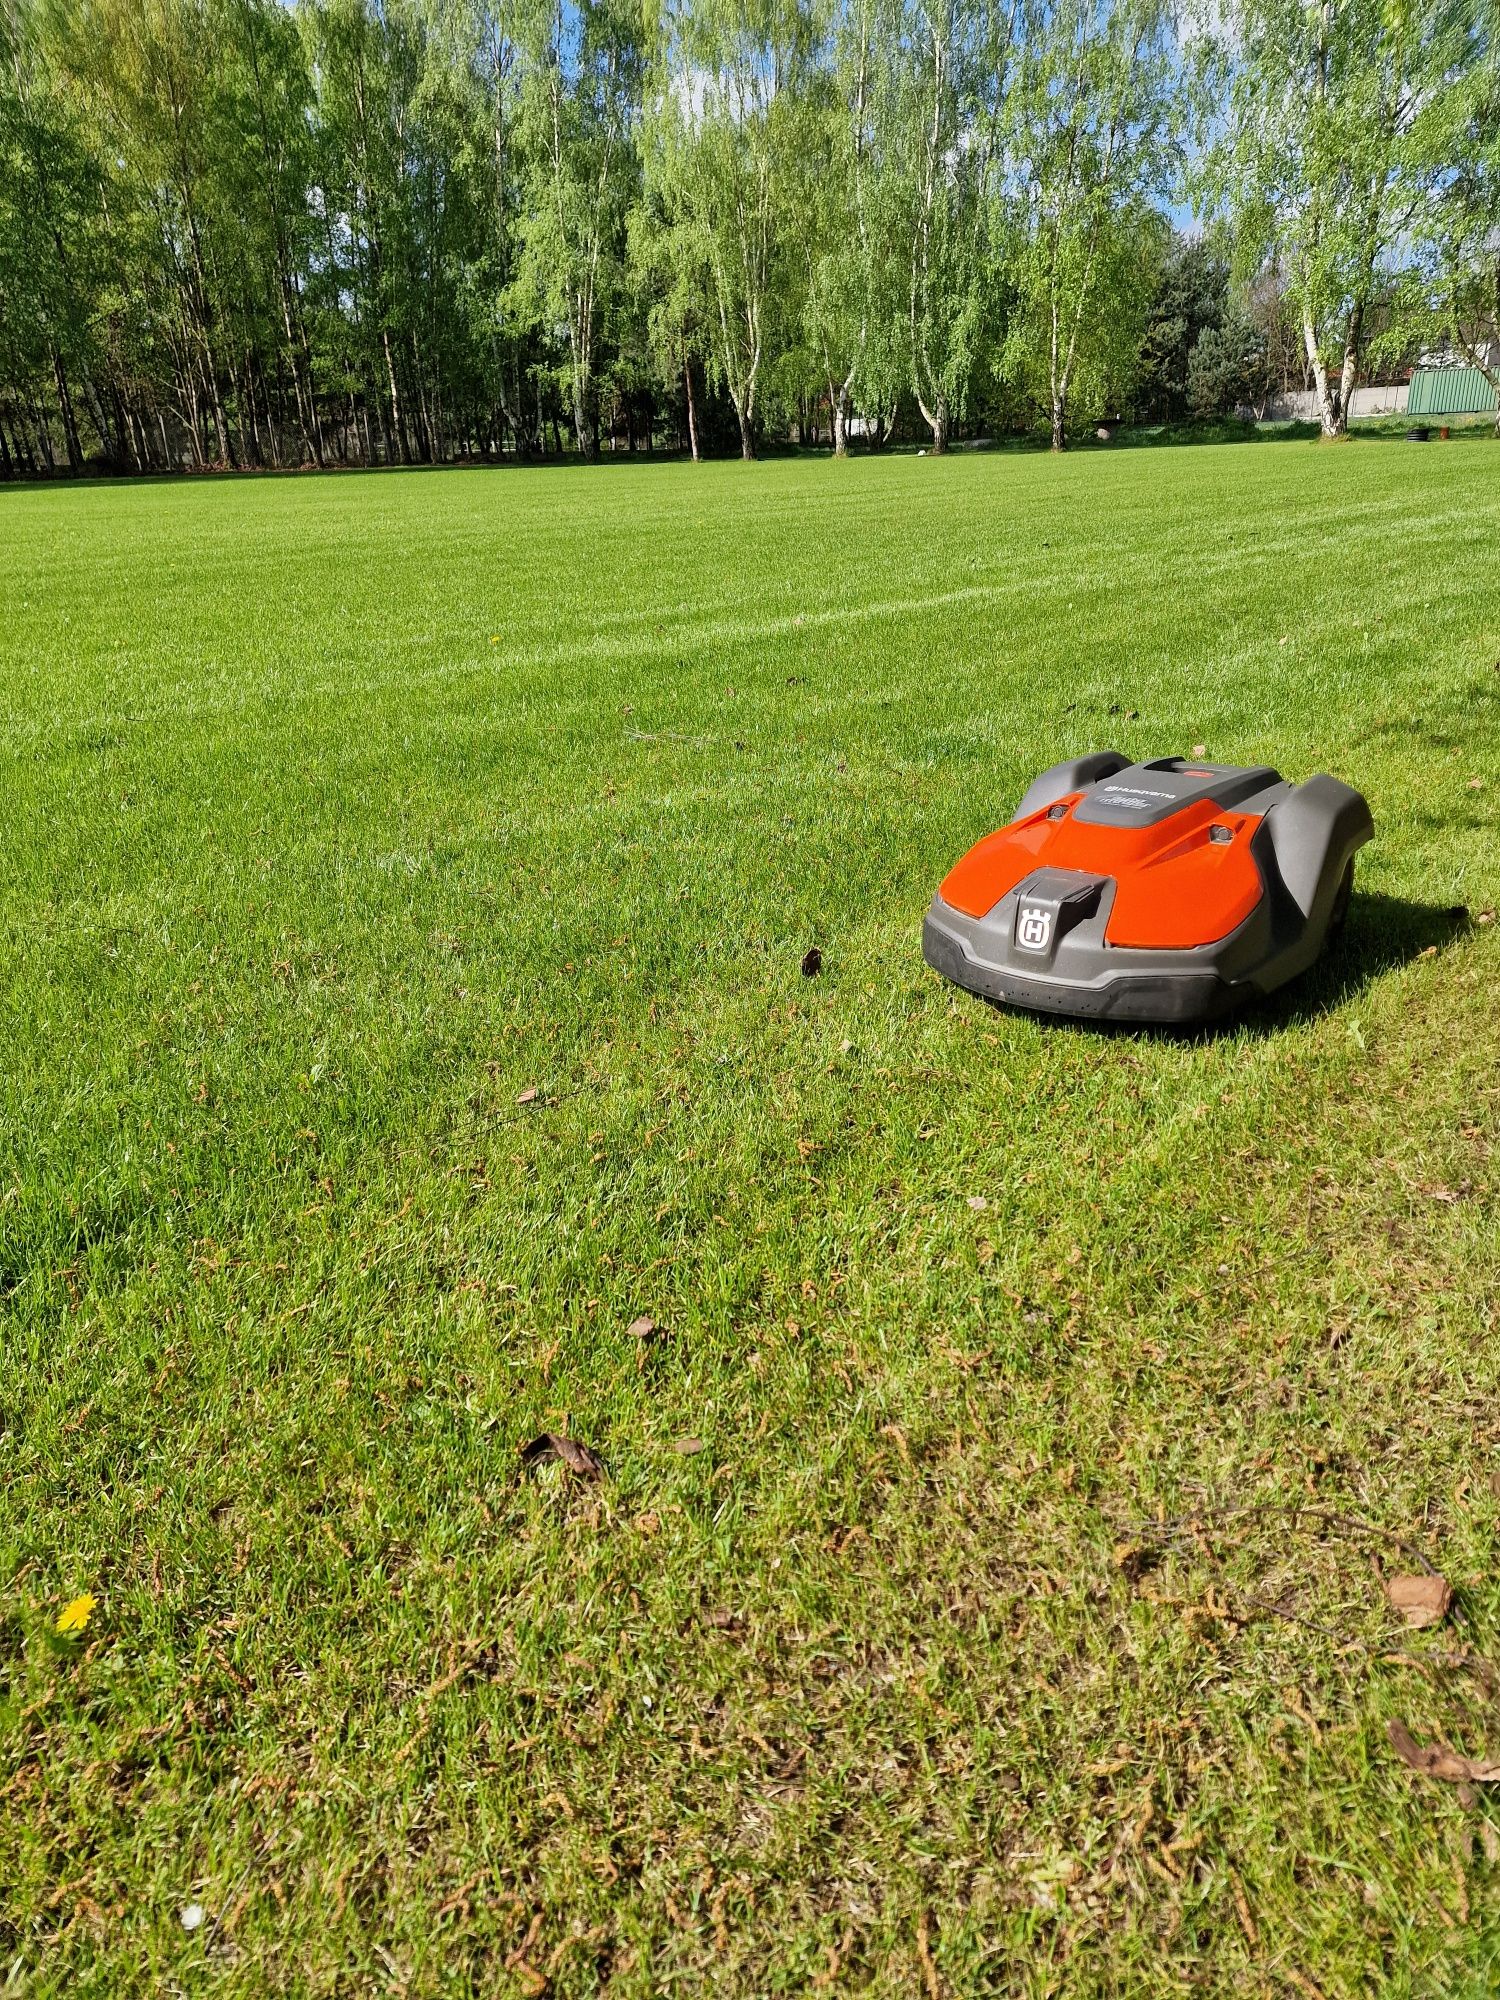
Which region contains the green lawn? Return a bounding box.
[3,441,1499,1997]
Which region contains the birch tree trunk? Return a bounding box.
[382,329,407,462]
[684,357,700,462]
[1302,305,1359,436]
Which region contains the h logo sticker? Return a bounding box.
[1017,903,1053,952]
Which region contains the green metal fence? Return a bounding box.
[1407,367,1499,417]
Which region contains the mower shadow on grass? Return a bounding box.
[1249,891,1477,1031]
[1201,892,1471,1040]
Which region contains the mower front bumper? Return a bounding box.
[922,893,1244,1026]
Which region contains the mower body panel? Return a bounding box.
[922,755,1372,1024]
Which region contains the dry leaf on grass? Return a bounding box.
[1388,1719,1500,1784]
[518,1433,604,1479]
[672,1436,705,1455]
[627,1314,657,1340]
[516,1086,540,1106]
[1387,1573,1452,1628]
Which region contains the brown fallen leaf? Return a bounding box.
[518,1433,604,1479]
[700,1607,742,1630]
[516,1086,540,1106]
[800,946,823,977]
[627,1314,657,1340]
[672,1436,705,1455]
[1388,1719,1500,1783]
[1190,742,1208,758]
[1387,1573,1452,1627]
[1476,909,1496,926]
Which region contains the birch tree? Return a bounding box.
[61,0,244,465]
[0,3,105,472]
[1382,4,1500,429]
[644,0,810,460]
[864,0,1014,452]
[514,0,640,459]
[1006,0,1172,449]
[1198,0,1469,438]
[631,184,714,457]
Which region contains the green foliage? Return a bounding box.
[1,0,1495,463]
[1195,0,1478,436]
[1184,303,1270,418]
[1004,0,1175,446]
[639,0,817,457]
[865,0,1013,449]
[1377,0,1500,419]
[512,0,642,457]
[1135,229,1228,421]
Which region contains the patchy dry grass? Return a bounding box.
[2,441,1499,1995]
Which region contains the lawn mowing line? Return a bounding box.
[3,517,1475,752]
[1,493,1483,752]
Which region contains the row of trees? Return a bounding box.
[1,0,1496,475]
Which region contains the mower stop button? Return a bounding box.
[1011,868,1106,960]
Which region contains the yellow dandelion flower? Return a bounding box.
[55,1593,96,1635]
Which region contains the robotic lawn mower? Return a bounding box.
[923,753,1373,1025]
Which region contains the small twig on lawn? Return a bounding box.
[393,1639,490,1764]
[1227,1587,1349,1644]
[1381,1647,1499,1692]
[1228,1865,1258,1950]
[435,1873,485,1923]
[1285,1969,1330,2000]
[916,1911,941,2000]
[1133,1501,1440,1576]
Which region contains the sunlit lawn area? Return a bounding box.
[3,439,1499,1995]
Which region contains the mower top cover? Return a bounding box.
[922,753,1373,1024]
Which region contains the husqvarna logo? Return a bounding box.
[1017,904,1052,952]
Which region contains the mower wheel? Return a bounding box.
[1327,859,1354,938]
